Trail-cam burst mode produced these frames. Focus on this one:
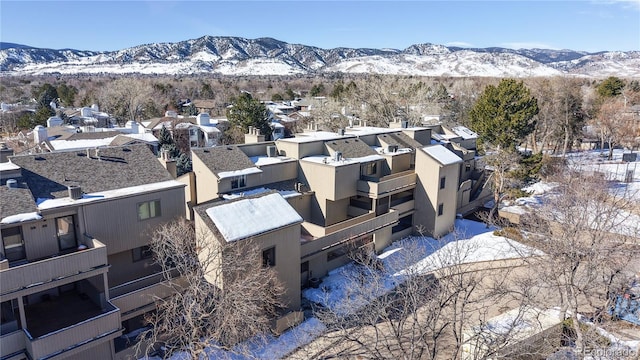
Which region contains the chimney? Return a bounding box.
[0,142,14,163]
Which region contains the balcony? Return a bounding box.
[357,171,416,199]
[301,210,399,259]
[0,236,108,299]
[23,299,121,359]
[111,271,185,318]
[0,329,25,358]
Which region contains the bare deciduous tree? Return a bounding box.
[521,171,638,355]
[296,233,529,360]
[136,219,285,359]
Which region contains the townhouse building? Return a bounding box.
[188,123,491,317]
[0,145,185,360]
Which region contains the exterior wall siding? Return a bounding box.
[82,187,185,255]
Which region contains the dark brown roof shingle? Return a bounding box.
[192,146,257,176]
[325,139,377,159]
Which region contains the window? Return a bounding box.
[438,203,444,216]
[262,247,275,267]
[1,227,25,262]
[361,162,377,176]
[132,245,153,262]
[138,200,161,220]
[56,216,77,251]
[440,176,446,189]
[231,175,246,189]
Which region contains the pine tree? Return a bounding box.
[226,92,271,140]
[469,79,539,150]
[158,125,174,148]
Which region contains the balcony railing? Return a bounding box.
[111,271,185,317]
[24,302,121,360]
[357,171,416,198]
[0,329,25,358]
[301,210,399,259]
[0,236,108,298]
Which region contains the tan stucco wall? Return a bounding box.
[413,149,460,238]
[192,151,220,204]
[194,211,302,311]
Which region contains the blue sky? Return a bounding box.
[2,1,639,52]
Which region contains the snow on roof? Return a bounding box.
[222,187,300,200]
[250,156,296,166]
[37,180,184,210]
[421,145,462,165]
[216,167,263,179]
[344,127,399,136]
[372,146,413,155]
[205,193,303,242]
[300,154,383,167]
[470,307,563,344]
[278,131,353,143]
[451,126,478,140]
[1,212,42,224]
[0,162,20,171]
[48,133,158,150]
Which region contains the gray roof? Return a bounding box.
[325,138,377,158]
[66,131,122,140]
[9,144,172,200]
[109,134,140,147]
[0,186,37,218]
[192,146,257,176]
[377,132,423,150]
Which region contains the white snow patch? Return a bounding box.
[205,193,303,242]
[1,212,42,224]
[37,180,184,210]
[217,167,262,179]
[422,145,462,165]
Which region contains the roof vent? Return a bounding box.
[68,185,82,200]
[6,179,17,189]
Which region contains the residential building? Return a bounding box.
[0,144,186,360]
[188,122,491,314]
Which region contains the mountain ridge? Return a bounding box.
[1,35,638,77]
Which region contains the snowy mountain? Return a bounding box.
[1,36,638,77]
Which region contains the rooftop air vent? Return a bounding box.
[6,179,17,189]
[68,185,82,200]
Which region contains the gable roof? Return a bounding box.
[325,138,378,159]
[421,145,462,166]
[192,146,259,178]
[200,192,303,242]
[377,132,423,150]
[9,144,173,200]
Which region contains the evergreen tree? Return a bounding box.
[226,92,271,140]
[310,83,325,97]
[596,76,625,98]
[158,125,174,148]
[31,83,58,126]
[469,79,539,150]
[176,153,192,176]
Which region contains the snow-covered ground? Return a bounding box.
[566,149,640,199]
[303,219,541,314]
